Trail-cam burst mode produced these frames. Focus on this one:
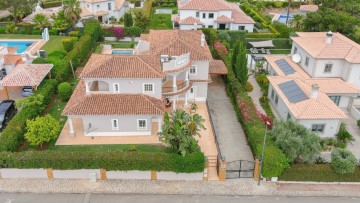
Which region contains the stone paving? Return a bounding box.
[342,111,360,160]
[1,179,360,197]
[247,74,266,115]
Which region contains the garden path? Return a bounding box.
[207,75,253,163]
[247,74,266,115]
[342,111,360,160]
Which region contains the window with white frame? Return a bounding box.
[238,26,245,31]
[196,12,199,18]
[324,64,332,73]
[137,119,147,130]
[209,13,214,19]
[208,25,213,28]
[202,13,206,18]
[143,83,154,94]
[113,83,120,93]
[271,89,275,100]
[275,95,279,105]
[329,95,341,106]
[294,47,297,54]
[190,65,197,75]
[305,57,309,67]
[111,119,119,130]
[311,124,325,133]
[97,4,100,8]
[287,112,291,120]
[108,3,111,10]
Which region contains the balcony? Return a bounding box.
[162,80,192,96]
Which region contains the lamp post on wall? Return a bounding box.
[258,121,270,186]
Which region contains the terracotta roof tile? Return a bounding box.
[228,3,255,24]
[209,60,227,74]
[300,5,319,12]
[0,64,53,86]
[80,54,164,79]
[0,54,22,65]
[291,32,360,63]
[179,0,231,11]
[214,15,234,23]
[268,76,347,120]
[179,16,203,25]
[171,14,180,22]
[63,80,164,115]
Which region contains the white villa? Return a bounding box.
[62,30,227,138]
[171,0,255,31]
[265,32,360,137]
[79,0,129,23]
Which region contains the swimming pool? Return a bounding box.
[112,50,134,55]
[277,13,294,24]
[0,41,34,53]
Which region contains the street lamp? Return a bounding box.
[258,121,270,186]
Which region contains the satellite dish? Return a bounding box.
[292,54,301,63]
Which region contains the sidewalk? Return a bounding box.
[1,179,360,197]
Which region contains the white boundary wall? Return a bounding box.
[0,169,48,179]
[106,170,151,180]
[52,169,101,179]
[157,172,203,180]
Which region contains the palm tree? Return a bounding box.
[289,14,304,30]
[62,0,81,22]
[32,13,50,30]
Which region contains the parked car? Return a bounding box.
[0,100,17,131]
[21,86,34,97]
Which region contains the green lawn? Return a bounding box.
[41,36,66,53]
[50,144,170,153]
[0,34,42,39]
[150,13,173,30]
[279,164,360,182]
[112,41,136,48]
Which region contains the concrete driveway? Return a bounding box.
[207,75,254,163]
[343,112,360,160]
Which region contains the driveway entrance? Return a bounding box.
[207,75,254,164]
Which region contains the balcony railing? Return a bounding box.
[162,80,192,95]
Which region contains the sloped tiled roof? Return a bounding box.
[228,3,255,24]
[214,15,234,23]
[140,30,213,61]
[0,64,53,86]
[268,76,347,120]
[292,32,360,63]
[80,54,164,79]
[179,16,203,25]
[178,0,232,11]
[63,80,164,115]
[0,54,22,65]
[209,60,228,74]
[300,5,319,12]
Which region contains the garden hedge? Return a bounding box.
[0,150,205,173]
[214,44,289,177]
[42,1,62,9]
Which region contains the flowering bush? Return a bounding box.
[106,26,125,39]
[256,110,273,130]
[214,40,229,56]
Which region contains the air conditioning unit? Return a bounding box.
[37,50,47,58]
[160,55,170,62]
[88,173,97,182]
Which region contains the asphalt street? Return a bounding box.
[1,193,360,203]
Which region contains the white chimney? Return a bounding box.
[21,53,27,62]
[0,57,4,65]
[311,84,319,100]
[200,33,205,47]
[325,31,333,44]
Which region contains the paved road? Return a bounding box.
[1,193,360,203]
[207,75,253,166]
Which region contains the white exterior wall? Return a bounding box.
[157,172,203,180]
[346,64,360,88]
[313,59,348,78]
[297,119,341,138]
[53,169,100,179]
[81,115,157,136]
[80,0,127,22]
[268,84,290,120]
[106,170,151,179]
[189,61,209,80]
[0,169,48,179]
[292,43,316,76]
[192,82,208,101]
[231,23,254,32]
[179,24,201,30]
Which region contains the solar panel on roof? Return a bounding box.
[279,80,308,103]
[275,59,295,75]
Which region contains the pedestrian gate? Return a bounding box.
[226,160,254,179]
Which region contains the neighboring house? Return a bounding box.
[22,7,62,24]
[265,31,360,137]
[299,4,319,15]
[79,0,129,23]
[62,30,227,137]
[0,47,32,79]
[171,0,255,31]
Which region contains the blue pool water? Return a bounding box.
[277,13,294,24]
[112,50,133,55]
[0,41,34,53]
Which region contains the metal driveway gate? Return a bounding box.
[226,160,254,179]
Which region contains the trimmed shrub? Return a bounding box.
[58,82,72,101]
[331,148,357,174]
[48,29,59,35]
[32,29,42,35]
[32,57,48,64]
[62,38,75,52]
[245,81,253,92]
[337,123,353,144]
[69,31,80,37]
[0,27,6,34]
[0,150,205,173]
[42,1,62,8]
[23,23,33,34]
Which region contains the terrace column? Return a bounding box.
[85,81,90,94]
[173,75,177,92]
[173,96,177,112]
[185,70,189,84]
[185,92,188,106]
[68,118,75,138]
[158,117,162,133]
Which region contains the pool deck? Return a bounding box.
[0,39,45,55]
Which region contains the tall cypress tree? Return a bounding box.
[124,13,133,27]
[238,43,249,86]
[231,40,240,75]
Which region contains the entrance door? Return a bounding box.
[188,86,197,101]
[98,16,103,23]
[219,24,226,30]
